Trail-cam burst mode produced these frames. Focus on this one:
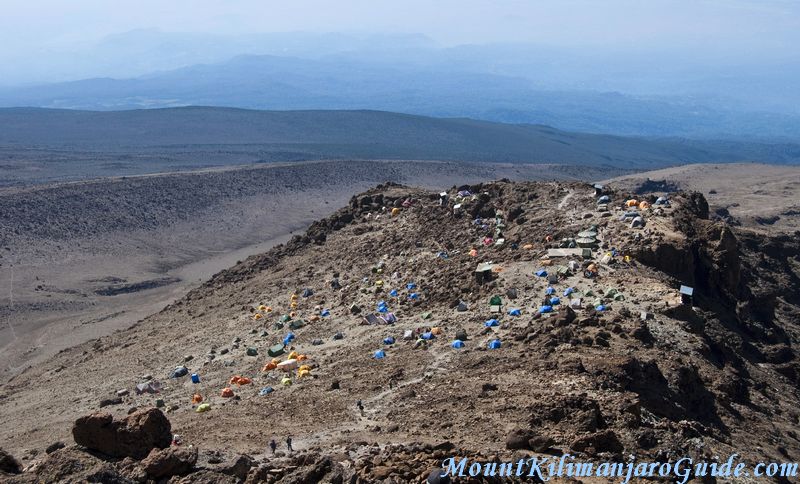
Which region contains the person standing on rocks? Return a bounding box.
[286,436,293,452]
[357,399,365,416]
[269,439,277,454]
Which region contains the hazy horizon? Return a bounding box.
[1,0,798,138]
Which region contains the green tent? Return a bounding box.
[267,344,285,358]
[489,295,502,306]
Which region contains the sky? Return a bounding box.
[2,0,799,50]
[0,0,798,87]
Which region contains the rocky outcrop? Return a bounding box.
[141,446,197,478]
[72,407,172,459]
[0,448,22,475]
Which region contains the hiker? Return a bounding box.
[389,378,394,389]
[269,439,277,454]
[286,436,293,452]
[357,399,364,416]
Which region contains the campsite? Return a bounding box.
[2,178,800,482]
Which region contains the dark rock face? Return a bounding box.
[72,407,172,459]
[141,446,197,478]
[0,447,22,474]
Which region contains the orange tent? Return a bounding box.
[626,199,638,207]
[191,394,203,404]
[639,201,651,210]
[230,376,252,385]
[220,387,234,398]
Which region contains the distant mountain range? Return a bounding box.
[2,52,799,141]
[1,107,798,173]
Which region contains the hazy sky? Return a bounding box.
[3,0,798,52]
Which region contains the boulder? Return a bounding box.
[570,429,623,455]
[72,407,172,459]
[141,446,197,478]
[505,428,535,450]
[0,447,22,474]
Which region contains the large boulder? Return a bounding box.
[72,407,172,459]
[141,446,197,478]
[0,447,22,475]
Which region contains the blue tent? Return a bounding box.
[596,304,607,311]
[389,289,399,297]
[374,349,386,359]
[170,366,188,378]
[563,287,575,296]
[377,302,389,313]
[283,332,296,346]
[539,305,553,314]
[549,297,561,305]
[191,373,200,384]
[408,292,419,300]
[452,340,465,349]
[406,282,417,290]
[302,288,314,297]
[321,308,331,317]
[488,339,502,349]
[598,195,610,204]
[536,270,548,277]
[545,287,555,295]
[484,319,499,327]
[421,332,435,340]
[507,308,521,316]
[259,386,274,396]
[383,336,396,345]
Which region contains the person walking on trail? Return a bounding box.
[286,436,293,452]
[269,439,277,454]
[357,399,364,416]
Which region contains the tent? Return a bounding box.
[277,359,298,371]
[484,319,499,327]
[508,308,521,316]
[489,295,502,306]
[564,287,575,296]
[283,333,296,346]
[455,328,468,341]
[170,366,188,379]
[321,309,330,317]
[457,301,468,312]
[452,340,465,349]
[383,313,397,323]
[488,339,502,349]
[268,344,285,357]
[630,216,645,228]
[403,329,414,340]
[259,386,274,396]
[545,287,555,295]
[302,288,314,297]
[196,403,211,413]
[406,282,417,290]
[539,305,553,313]
[191,373,200,384]
[535,270,548,277]
[374,349,386,359]
[389,289,399,297]
[597,195,610,204]
[221,388,234,398]
[626,199,638,207]
[383,336,396,345]
[421,332,435,340]
[549,297,561,305]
